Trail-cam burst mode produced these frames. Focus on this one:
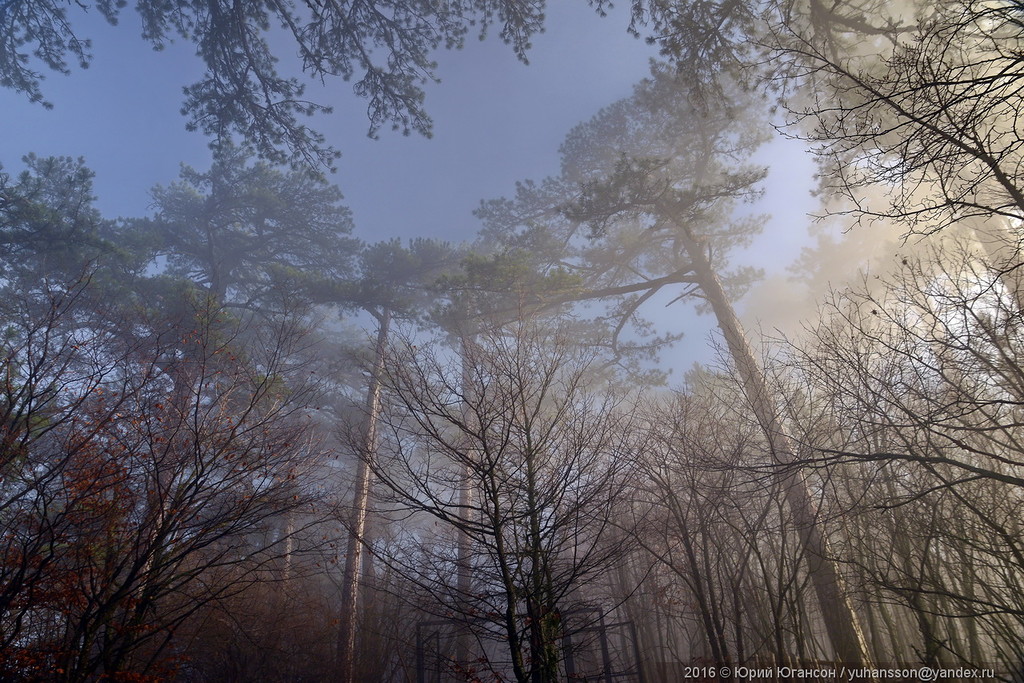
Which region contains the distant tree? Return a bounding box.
[0,0,551,168]
[0,154,146,292]
[150,144,359,308]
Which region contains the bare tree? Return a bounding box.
[360,316,645,683]
[785,234,1024,671]
[634,384,821,675]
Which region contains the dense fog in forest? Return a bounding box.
[0,1,1022,681]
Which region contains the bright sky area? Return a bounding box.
[0,2,819,377]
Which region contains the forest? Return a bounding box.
[1,0,1023,681]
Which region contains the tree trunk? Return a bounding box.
[336,307,391,681]
[455,332,476,668]
[674,218,871,668]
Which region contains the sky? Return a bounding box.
[0,2,821,376]
[0,4,661,231]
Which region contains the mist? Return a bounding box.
[0,0,1021,681]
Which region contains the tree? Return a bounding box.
[783,233,1024,670]
[793,233,1024,496]
[633,381,825,673]
[0,265,334,679]
[634,0,1024,271]
[623,0,918,93]
[150,144,359,308]
[784,2,1023,226]
[362,316,645,683]
[0,154,146,292]
[1,0,550,168]
[334,238,462,682]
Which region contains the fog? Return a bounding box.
[0,1,1021,681]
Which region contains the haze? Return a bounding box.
[0,1,1020,681]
